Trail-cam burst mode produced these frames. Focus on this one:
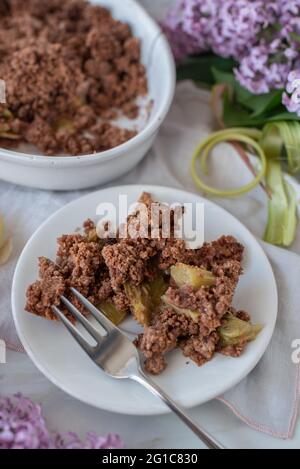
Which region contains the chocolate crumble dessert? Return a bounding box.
[0,0,148,155]
[26,193,262,374]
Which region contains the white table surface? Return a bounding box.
[2,0,300,449]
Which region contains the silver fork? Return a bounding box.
[52,287,224,450]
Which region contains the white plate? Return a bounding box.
[12,185,278,415]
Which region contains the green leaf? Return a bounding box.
[212,68,254,106]
[177,58,299,127]
[267,111,300,122]
[249,90,283,117]
[211,67,236,87]
[177,54,235,85]
[222,94,269,127]
[212,68,285,117]
[222,96,299,127]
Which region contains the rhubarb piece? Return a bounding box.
[171,263,215,289]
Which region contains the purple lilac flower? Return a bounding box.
[55,432,124,450]
[234,40,291,94]
[0,394,52,449]
[210,0,275,60]
[162,0,300,100]
[0,394,123,450]
[230,1,300,93]
[277,0,300,42]
[162,23,200,62]
[181,0,217,50]
[162,0,209,61]
[163,0,276,62]
[282,70,300,115]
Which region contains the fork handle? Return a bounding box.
[132,371,225,449]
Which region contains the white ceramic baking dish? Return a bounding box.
[0,0,175,190]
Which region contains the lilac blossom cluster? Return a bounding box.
[282,70,300,116]
[0,394,123,449]
[162,0,300,114]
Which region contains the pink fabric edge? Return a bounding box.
[217,361,300,440]
[6,336,300,440]
[5,340,25,354]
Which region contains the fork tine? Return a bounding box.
[70,287,118,334]
[52,305,94,354]
[61,296,107,338]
